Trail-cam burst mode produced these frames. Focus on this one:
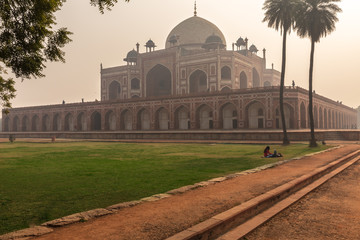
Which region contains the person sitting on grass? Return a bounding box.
[263,146,283,158]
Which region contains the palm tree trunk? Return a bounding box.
[280,29,290,145]
[308,39,317,147]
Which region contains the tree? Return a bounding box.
[295,0,341,147]
[0,0,124,112]
[263,0,299,145]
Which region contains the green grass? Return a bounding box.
[0,141,330,235]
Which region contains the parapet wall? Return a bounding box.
[0,130,359,141]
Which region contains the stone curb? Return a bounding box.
[41,208,112,227]
[166,148,359,240]
[217,155,360,240]
[0,146,340,240]
[0,226,53,240]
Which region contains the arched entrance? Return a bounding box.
[64,113,74,131]
[109,81,121,100]
[42,115,50,131]
[3,117,9,132]
[137,109,150,130]
[91,111,101,131]
[77,112,86,131]
[175,106,190,130]
[131,78,140,90]
[314,106,318,129]
[53,114,61,131]
[13,116,19,132]
[189,70,207,93]
[252,68,260,87]
[247,102,265,128]
[31,115,40,131]
[240,71,247,89]
[146,64,172,97]
[221,66,231,80]
[319,107,323,129]
[22,116,30,131]
[196,105,213,129]
[105,110,116,130]
[120,110,133,130]
[156,108,169,130]
[275,104,294,129]
[221,103,237,129]
[300,102,306,128]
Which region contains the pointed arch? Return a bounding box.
[77,112,86,131]
[174,106,190,130]
[105,110,116,131]
[314,105,318,129]
[146,64,172,97]
[12,116,19,132]
[240,71,247,89]
[42,114,50,131]
[131,78,140,90]
[31,115,40,131]
[91,111,101,131]
[246,101,265,128]
[196,104,213,129]
[155,107,169,130]
[275,103,295,129]
[120,109,133,130]
[137,108,151,130]
[189,69,207,93]
[319,107,323,129]
[252,68,260,87]
[220,103,238,129]
[109,81,121,100]
[221,66,231,80]
[3,117,10,132]
[53,113,61,131]
[22,116,30,131]
[64,113,74,131]
[324,109,328,129]
[300,102,307,128]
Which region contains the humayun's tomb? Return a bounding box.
[1,9,358,140]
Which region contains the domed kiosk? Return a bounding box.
[165,16,226,49]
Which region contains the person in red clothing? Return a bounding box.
[264,146,283,158]
[264,146,272,157]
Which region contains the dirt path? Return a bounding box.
[33,144,360,240]
[245,153,360,240]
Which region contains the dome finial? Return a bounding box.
[194,1,197,16]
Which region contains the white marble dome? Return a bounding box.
[165,16,226,49]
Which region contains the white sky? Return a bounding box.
[5,0,360,110]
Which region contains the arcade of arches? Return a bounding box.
[3,90,357,132]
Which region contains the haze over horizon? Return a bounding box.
[2,0,360,112]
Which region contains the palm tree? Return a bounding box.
[295,0,341,147]
[263,0,299,145]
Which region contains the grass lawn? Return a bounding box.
[0,141,330,235]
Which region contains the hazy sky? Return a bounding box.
[5,0,360,111]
